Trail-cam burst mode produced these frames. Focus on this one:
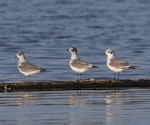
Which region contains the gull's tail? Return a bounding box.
[92,65,99,68]
[40,68,47,72]
[129,65,137,69]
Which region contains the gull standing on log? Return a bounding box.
[16,51,47,80]
[67,47,98,80]
[105,49,136,80]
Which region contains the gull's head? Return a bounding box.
[16,51,25,59]
[105,49,114,57]
[67,47,77,54]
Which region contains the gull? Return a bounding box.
[16,51,46,80]
[105,49,136,80]
[67,47,98,80]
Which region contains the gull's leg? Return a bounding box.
[114,73,116,80]
[117,73,120,80]
[24,76,27,82]
[79,73,83,80]
[76,73,79,80]
[29,75,32,81]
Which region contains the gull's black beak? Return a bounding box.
[67,49,69,52]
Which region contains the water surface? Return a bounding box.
[1,89,150,125]
[0,1,149,125]
[0,0,149,82]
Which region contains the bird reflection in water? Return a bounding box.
[17,92,37,106]
[105,92,125,105]
[105,91,127,125]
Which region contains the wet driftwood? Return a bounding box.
[0,79,150,91]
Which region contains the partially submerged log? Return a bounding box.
[0,79,150,92]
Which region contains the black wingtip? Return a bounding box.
[129,66,137,69]
[40,68,47,72]
[92,65,99,68]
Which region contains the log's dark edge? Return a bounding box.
[0,79,150,92]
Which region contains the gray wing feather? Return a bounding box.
[19,62,40,72]
[71,59,92,68]
[109,58,130,68]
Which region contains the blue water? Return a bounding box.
[1,89,150,125]
[0,0,149,82]
[0,1,150,124]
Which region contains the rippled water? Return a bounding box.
[0,1,150,125]
[0,89,150,125]
[0,0,149,82]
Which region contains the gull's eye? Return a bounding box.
[110,51,113,54]
[71,48,75,52]
[18,52,23,56]
[108,50,112,54]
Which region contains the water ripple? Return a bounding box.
[0,0,149,82]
